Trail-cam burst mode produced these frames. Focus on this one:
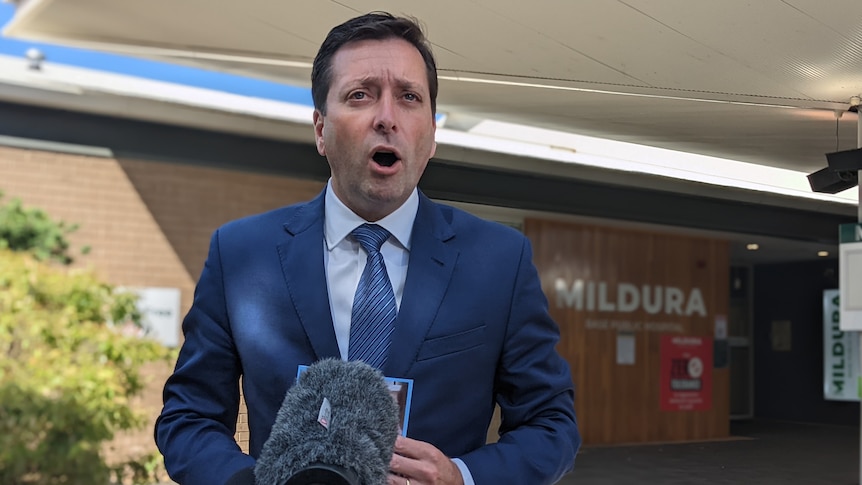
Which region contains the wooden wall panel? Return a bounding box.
[525,218,729,445]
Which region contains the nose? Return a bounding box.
[373,96,397,134]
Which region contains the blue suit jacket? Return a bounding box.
[155,190,580,484]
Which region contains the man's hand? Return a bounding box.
[388,436,465,485]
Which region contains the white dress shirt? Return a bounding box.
[322,180,475,485]
[323,180,417,360]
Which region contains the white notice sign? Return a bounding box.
[714,315,728,340]
[134,287,181,348]
[616,332,636,365]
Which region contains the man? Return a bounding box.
[155,12,580,485]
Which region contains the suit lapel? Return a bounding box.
[385,193,459,377]
[276,191,341,361]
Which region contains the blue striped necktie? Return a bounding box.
[348,223,397,370]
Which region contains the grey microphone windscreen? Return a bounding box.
[254,359,400,485]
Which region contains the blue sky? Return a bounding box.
[0,3,313,105]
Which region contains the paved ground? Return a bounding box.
[154,420,857,484]
[559,420,858,484]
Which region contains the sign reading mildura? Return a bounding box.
[555,279,707,316]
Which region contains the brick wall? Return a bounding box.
[0,143,325,469]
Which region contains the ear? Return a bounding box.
[313,110,326,156]
[429,116,437,159]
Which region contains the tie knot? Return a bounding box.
[352,224,391,254]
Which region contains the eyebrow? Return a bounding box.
[349,76,426,94]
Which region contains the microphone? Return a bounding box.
[254,358,401,485]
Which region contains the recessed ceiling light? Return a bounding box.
[818,251,829,257]
[746,243,759,250]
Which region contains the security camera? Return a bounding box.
[850,95,861,113]
[808,166,857,193]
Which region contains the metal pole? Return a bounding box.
[857,108,862,485]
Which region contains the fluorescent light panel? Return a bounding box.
[447,120,858,206]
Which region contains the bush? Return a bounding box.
[0,191,86,265]
[0,249,175,484]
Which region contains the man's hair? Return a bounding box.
[311,12,438,115]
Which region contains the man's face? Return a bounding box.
[313,38,437,222]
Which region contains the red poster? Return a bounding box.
[660,335,712,411]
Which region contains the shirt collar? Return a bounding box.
[324,179,418,251]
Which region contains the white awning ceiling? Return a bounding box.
[6,0,862,176]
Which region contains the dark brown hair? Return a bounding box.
[311,12,438,115]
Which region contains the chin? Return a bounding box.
[364,183,404,201]
[360,191,404,216]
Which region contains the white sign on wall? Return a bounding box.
[616,332,636,365]
[839,223,862,331]
[823,289,860,401]
[133,287,181,348]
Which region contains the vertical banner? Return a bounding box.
[823,289,860,401]
[660,335,713,411]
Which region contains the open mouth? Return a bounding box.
[372,151,399,167]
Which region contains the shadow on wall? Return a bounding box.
[115,158,325,282]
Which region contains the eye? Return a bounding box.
[403,92,419,102]
[350,91,367,100]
